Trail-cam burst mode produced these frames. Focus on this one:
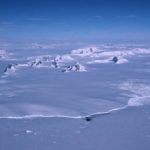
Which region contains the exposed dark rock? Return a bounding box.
[89,48,93,52]
[74,64,80,71]
[79,50,84,54]
[30,60,42,67]
[36,60,42,66]
[112,56,118,63]
[4,64,17,73]
[85,116,92,122]
[30,61,36,67]
[61,69,66,73]
[62,63,81,73]
[52,60,58,68]
[61,65,72,72]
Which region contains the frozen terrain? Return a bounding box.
[0,43,150,150]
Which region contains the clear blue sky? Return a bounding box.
[0,0,150,42]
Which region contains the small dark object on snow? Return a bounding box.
[112,56,118,63]
[85,116,92,122]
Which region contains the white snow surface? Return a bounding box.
[0,44,150,119]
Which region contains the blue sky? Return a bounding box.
[0,0,150,42]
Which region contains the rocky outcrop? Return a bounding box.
[30,60,42,67]
[112,56,118,63]
[62,63,86,73]
[85,116,92,122]
[51,59,58,68]
[4,64,17,73]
